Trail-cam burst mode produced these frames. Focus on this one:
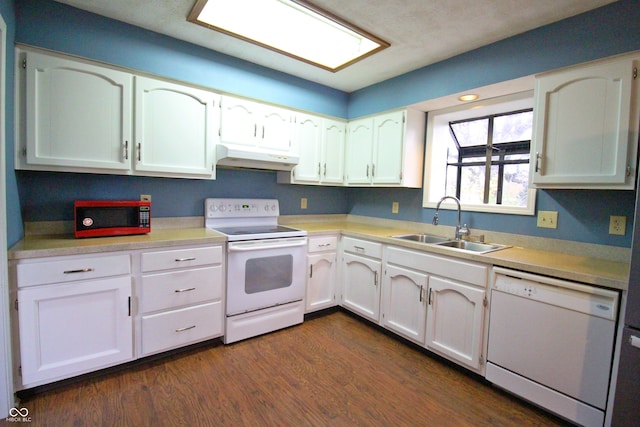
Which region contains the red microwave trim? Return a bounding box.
[74,200,151,238]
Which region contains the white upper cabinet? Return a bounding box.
[17,48,219,179]
[219,95,293,152]
[345,109,425,187]
[20,50,132,172]
[531,53,640,189]
[134,76,217,178]
[279,114,346,185]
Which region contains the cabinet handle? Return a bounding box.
[175,325,196,333]
[174,287,196,293]
[175,257,196,262]
[123,140,129,160]
[63,268,94,274]
[262,126,265,139]
[137,143,141,162]
[420,285,423,303]
[323,163,327,177]
[317,162,321,176]
[374,271,378,286]
[366,164,369,177]
[535,152,541,173]
[372,164,375,177]
[318,243,332,247]
[353,246,365,253]
[253,123,257,137]
[428,288,433,305]
[310,264,313,278]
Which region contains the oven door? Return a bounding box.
[226,237,307,316]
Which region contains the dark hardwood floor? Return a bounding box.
[7,311,569,426]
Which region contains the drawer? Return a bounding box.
[141,246,222,272]
[342,236,382,259]
[140,301,223,356]
[308,235,338,253]
[16,254,130,288]
[139,265,223,313]
[386,246,488,287]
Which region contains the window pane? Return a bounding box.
[451,119,488,147]
[501,163,530,206]
[493,111,533,143]
[459,166,485,204]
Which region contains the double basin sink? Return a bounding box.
[391,233,509,254]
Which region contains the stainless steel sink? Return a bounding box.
[391,233,509,254]
[391,233,450,244]
[434,240,509,254]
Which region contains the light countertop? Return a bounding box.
[9,217,630,291]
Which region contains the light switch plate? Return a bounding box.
[537,210,558,229]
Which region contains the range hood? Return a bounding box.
[216,144,299,171]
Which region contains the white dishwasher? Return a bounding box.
[486,267,619,427]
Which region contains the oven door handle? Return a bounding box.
[228,238,307,252]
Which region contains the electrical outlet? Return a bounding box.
[609,215,626,235]
[140,194,151,202]
[300,198,307,209]
[537,210,558,229]
[392,202,399,214]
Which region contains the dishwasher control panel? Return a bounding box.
[492,267,619,321]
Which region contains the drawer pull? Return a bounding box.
[175,325,196,333]
[318,243,332,247]
[174,287,196,293]
[63,268,94,274]
[175,257,196,262]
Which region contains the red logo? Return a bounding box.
[82,217,94,227]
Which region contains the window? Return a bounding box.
[423,91,536,215]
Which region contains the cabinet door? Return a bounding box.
[134,76,216,177]
[373,111,404,184]
[532,58,638,188]
[292,114,322,182]
[24,51,132,171]
[306,252,337,313]
[345,118,373,184]
[426,276,485,371]
[341,252,381,321]
[261,106,292,152]
[219,96,259,146]
[18,276,133,387]
[322,119,346,184]
[381,264,428,344]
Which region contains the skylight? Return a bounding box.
[188,0,389,72]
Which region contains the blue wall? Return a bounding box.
[1,0,19,247]
[8,0,640,248]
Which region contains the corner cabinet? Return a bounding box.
[345,109,425,188]
[531,53,640,189]
[12,253,133,389]
[16,48,218,179]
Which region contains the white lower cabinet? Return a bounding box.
[136,245,224,357]
[13,253,133,388]
[381,264,428,345]
[378,245,488,373]
[306,235,339,313]
[425,276,486,372]
[341,237,382,322]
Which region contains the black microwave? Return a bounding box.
[74,200,151,238]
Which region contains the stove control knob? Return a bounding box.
[271,204,277,211]
[218,204,226,212]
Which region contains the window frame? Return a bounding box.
[423,91,536,215]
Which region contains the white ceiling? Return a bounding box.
[53,0,615,93]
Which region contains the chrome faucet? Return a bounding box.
[433,196,470,241]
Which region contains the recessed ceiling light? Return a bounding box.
[188,0,390,72]
[458,94,479,102]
